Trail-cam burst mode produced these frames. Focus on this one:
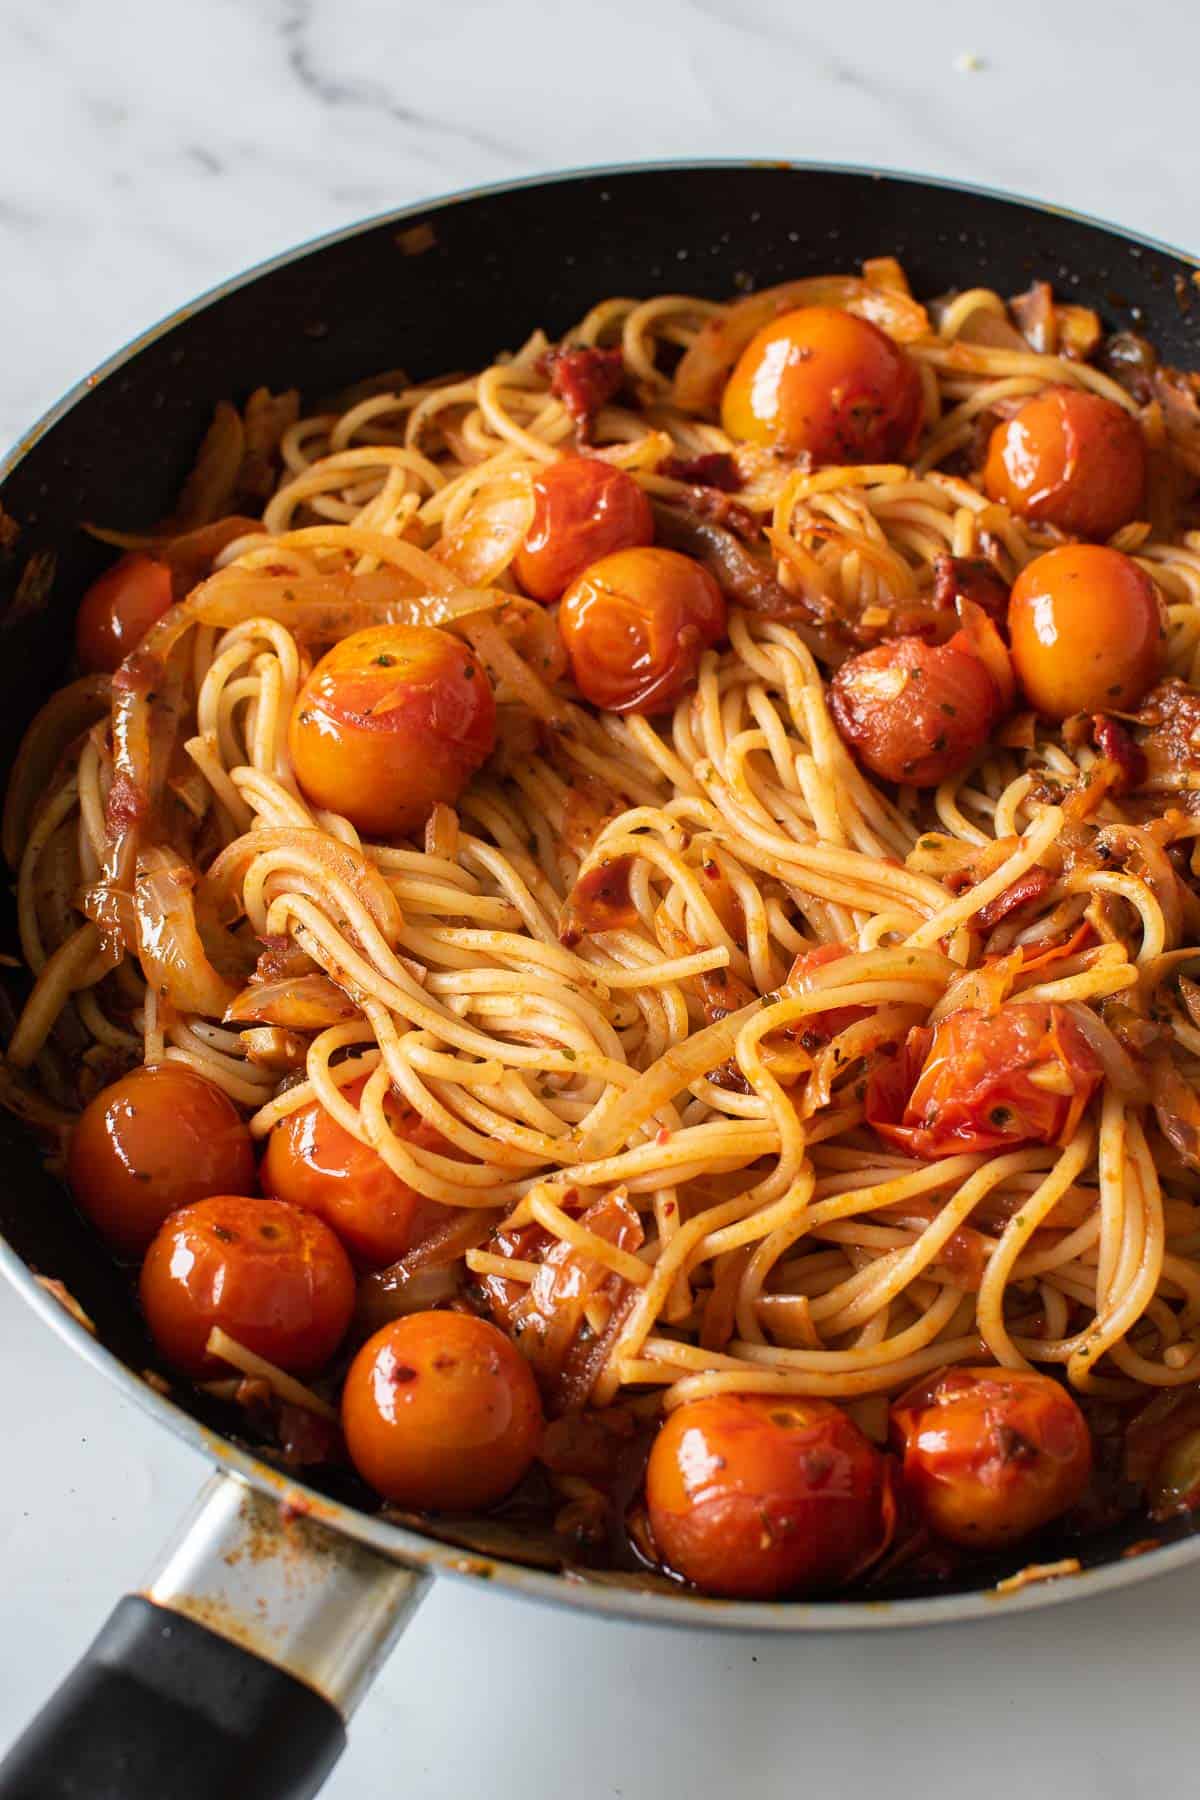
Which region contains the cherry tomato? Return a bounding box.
[140,1194,355,1378]
[263,1073,451,1269]
[890,1366,1092,1548]
[721,306,923,465]
[829,629,1007,785]
[289,624,495,836]
[1008,544,1165,720]
[645,1393,891,1599]
[866,1002,1103,1160]
[559,547,725,714]
[512,457,654,603]
[67,1065,257,1258]
[341,1311,544,1510]
[784,942,871,1043]
[76,553,173,674]
[983,386,1146,540]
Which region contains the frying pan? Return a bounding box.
[1,160,1199,1800]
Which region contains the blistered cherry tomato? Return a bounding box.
[984,386,1146,540]
[721,306,923,464]
[890,1366,1092,1548]
[263,1073,450,1269]
[512,457,653,602]
[645,1394,890,1599]
[342,1311,544,1510]
[67,1065,257,1258]
[829,630,1006,785]
[559,546,725,714]
[867,1002,1103,1160]
[1008,544,1165,720]
[289,624,495,836]
[76,553,173,674]
[140,1194,355,1378]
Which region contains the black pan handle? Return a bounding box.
[0,1594,344,1800]
[0,1474,430,1800]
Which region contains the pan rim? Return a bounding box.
[3,157,1199,1632]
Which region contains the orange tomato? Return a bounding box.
[289,624,496,836]
[983,386,1146,540]
[720,306,923,464]
[829,629,1007,785]
[645,1394,891,1598]
[263,1073,450,1269]
[341,1311,544,1510]
[866,1002,1103,1160]
[140,1194,355,1378]
[1008,544,1165,720]
[76,553,173,674]
[67,1065,257,1258]
[559,546,725,714]
[512,457,653,602]
[891,1366,1092,1548]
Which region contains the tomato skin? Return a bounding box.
[1008,544,1165,720]
[263,1073,449,1269]
[891,1366,1092,1548]
[140,1194,355,1378]
[784,943,870,1043]
[829,630,1006,785]
[721,306,923,464]
[559,546,726,715]
[76,554,174,674]
[645,1394,891,1599]
[67,1065,257,1259]
[289,624,496,837]
[512,458,653,602]
[342,1311,544,1510]
[984,386,1146,540]
[867,1002,1103,1159]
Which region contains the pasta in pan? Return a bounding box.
[8,256,1200,1597]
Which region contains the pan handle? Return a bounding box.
[0,1472,430,1800]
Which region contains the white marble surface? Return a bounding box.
[4,0,1200,1793]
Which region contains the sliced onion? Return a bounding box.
[674,276,931,413]
[134,845,240,1018]
[2,674,110,869]
[207,826,403,947]
[225,972,358,1030]
[1060,1000,1148,1102]
[184,564,501,640]
[436,469,534,587]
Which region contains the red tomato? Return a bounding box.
[263,1073,451,1269]
[721,306,923,464]
[891,1366,1092,1548]
[512,458,653,602]
[341,1311,544,1510]
[67,1065,257,1258]
[866,1002,1103,1159]
[829,628,1008,785]
[983,386,1147,540]
[645,1393,891,1599]
[784,942,871,1044]
[289,624,496,836]
[76,554,173,674]
[559,546,726,714]
[1008,544,1165,720]
[140,1194,355,1378]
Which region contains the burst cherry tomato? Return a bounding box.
[559,546,725,714]
[645,1393,891,1599]
[721,306,923,464]
[263,1073,450,1269]
[1008,544,1165,720]
[866,1002,1103,1159]
[983,386,1147,540]
[140,1194,355,1378]
[512,457,654,603]
[785,942,871,1044]
[289,624,495,837]
[67,1065,257,1258]
[341,1311,544,1510]
[829,628,1008,786]
[75,553,173,674]
[890,1366,1092,1548]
